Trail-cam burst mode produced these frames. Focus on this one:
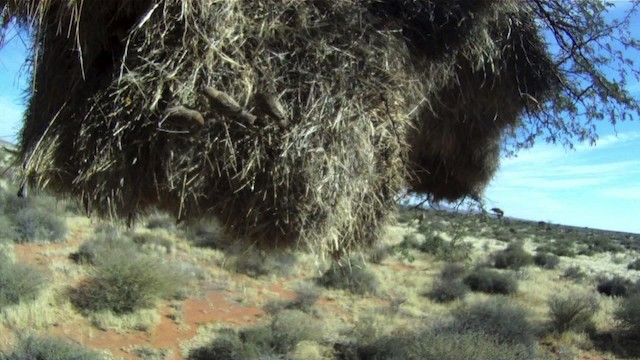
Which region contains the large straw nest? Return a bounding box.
[1,0,557,253]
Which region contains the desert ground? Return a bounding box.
[1,145,640,360]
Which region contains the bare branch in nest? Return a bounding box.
[163,105,205,127]
[254,92,290,129]
[203,86,257,125]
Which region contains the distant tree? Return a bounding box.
[510,0,640,153]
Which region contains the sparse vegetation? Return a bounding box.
[614,294,640,338]
[0,190,67,244]
[318,259,378,295]
[563,265,587,282]
[0,253,47,309]
[597,276,634,297]
[548,293,599,334]
[534,252,560,269]
[628,259,640,271]
[427,279,469,303]
[493,241,534,270]
[463,268,518,295]
[0,334,105,360]
[234,250,297,278]
[271,309,323,353]
[70,254,190,314]
[450,298,537,348]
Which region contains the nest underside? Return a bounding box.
[4,0,557,252]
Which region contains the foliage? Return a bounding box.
[318,259,378,295]
[450,298,537,348]
[614,294,640,338]
[0,335,105,360]
[513,0,640,152]
[417,233,473,263]
[548,293,599,333]
[536,239,576,257]
[628,259,640,271]
[562,265,587,282]
[70,254,189,314]
[234,250,297,278]
[354,327,536,360]
[440,262,467,280]
[0,191,67,244]
[493,242,534,270]
[463,268,518,295]
[427,279,469,303]
[0,254,47,308]
[597,276,634,297]
[270,310,323,353]
[534,252,560,269]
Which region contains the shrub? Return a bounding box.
[71,232,138,265]
[537,238,576,257]
[70,254,189,314]
[318,259,378,295]
[264,283,321,315]
[188,330,253,360]
[419,234,472,262]
[145,212,177,232]
[628,259,640,271]
[534,252,560,269]
[2,335,105,360]
[0,255,47,308]
[0,215,18,242]
[12,207,67,244]
[413,329,535,360]
[440,262,467,280]
[270,310,323,353]
[234,250,297,278]
[427,280,468,303]
[451,298,537,348]
[597,276,633,297]
[463,268,518,295]
[614,294,640,338]
[562,265,587,282]
[493,242,533,270]
[548,293,599,333]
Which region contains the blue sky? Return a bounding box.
[1,4,639,233]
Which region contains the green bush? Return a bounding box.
[412,329,535,360]
[614,294,640,338]
[628,259,640,271]
[1,335,105,360]
[463,268,518,295]
[562,265,587,282]
[536,238,576,257]
[0,215,18,242]
[318,259,378,295]
[419,234,472,262]
[0,255,47,308]
[358,328,536,360]
[12,207,67,244]
[440,262,467,280]
[548,293,599,333]
[70,254,189,314]
[264,283,321,315]
[597,276,633,297]
[534,252,560,269]
[493,242,533,270]
[428,280,468,303]
[188,330,256,360]
[270,309,323,353]
[234,250,297,278]
[451,298,537,348]
[71,232,138,265]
